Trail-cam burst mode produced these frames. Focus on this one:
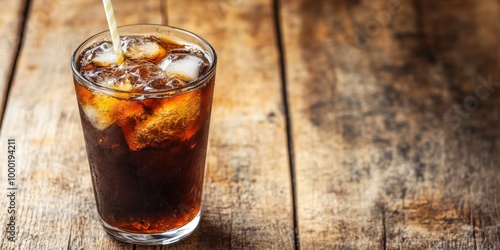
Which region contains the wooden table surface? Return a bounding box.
[1,0,499,249]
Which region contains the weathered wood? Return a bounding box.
[163,0,296,249]
[0,0,161,249]
[0,0,26,122]
[3,0,500,248]
[1,0,295,249]
[281,0,500,248]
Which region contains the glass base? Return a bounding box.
[100,211,200,245]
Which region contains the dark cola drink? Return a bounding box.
[71,25,216,245]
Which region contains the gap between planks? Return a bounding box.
[273,0,300,249]
[0,0,31,129]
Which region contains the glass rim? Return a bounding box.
[71,24,217,99]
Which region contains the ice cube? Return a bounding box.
[159,54,206,81]
[115,79,134,91]
[92,49,121,67]
[123,37,166,61]
[123,91,201,150]
[81,104,110,131]
[79,42,112,66]
[81,93,144,130]
[81,94,121,130]
[81,41,121,67]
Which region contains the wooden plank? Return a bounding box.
[281,1,386,248]
[0,0,26,121]
[384,0,500,248]
[281,0,500,248]
[162,0,296,249]
[0,0,163,249]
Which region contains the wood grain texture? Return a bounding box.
[0,0,162,249]
[163,0,296,249]
[281,0,500,249]
[2,0,500,248]
[0,0,26,121]
[0,0,295,249]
